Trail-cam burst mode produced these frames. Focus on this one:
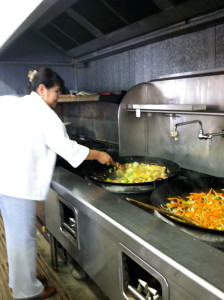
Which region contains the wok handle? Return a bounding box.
[126,197,205,227]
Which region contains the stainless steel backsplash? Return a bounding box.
[119,69,224,177]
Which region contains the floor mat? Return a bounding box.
[0,217,73,300]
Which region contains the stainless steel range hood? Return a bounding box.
[1,0,224,63]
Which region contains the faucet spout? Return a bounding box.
[170,120,203,141]
[174,120,203,131]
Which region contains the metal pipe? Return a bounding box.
[127,285,147,300]
[49,234,58,271]
[174,120,203,131]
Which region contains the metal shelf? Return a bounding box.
[58,95,99,103]
[127,104,224,117]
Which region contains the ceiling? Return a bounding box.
[2,0,224,63]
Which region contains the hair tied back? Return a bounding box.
[28,70,38,82]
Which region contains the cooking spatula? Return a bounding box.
[126,197,205,227]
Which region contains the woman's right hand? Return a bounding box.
[86,149,115,166]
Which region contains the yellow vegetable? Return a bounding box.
[105,162,169,183]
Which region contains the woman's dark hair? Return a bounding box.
[27,67,65,93]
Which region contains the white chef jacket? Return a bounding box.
[0,92,89,200]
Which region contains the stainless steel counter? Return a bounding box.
[46,166,224,300]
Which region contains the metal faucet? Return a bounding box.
[170,119,224,140]
[170,120,202,141]
[198,128,224,139]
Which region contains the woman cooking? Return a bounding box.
[0,67,115,299]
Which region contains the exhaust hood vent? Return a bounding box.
[35,0,224,62]
[1,0,224,62]
[40,0,161,51]
[41,24,77,51]
[71,0,161,34]
[40,12,95,51]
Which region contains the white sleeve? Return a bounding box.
[43,109,89,168]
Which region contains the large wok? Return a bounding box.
[150,176,224,233]
[86,156,180,194]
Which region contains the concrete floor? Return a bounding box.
[36,230,109,300]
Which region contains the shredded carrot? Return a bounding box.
[164,188,224,230]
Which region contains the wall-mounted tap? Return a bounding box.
[198,129,224,139]
[170,120,202,141]
[170,120,224,141]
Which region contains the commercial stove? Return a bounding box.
[46,165,224,300]
[45,68,224,300]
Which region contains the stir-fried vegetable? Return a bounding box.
[105,162,169,183]
[164,188,224,230]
